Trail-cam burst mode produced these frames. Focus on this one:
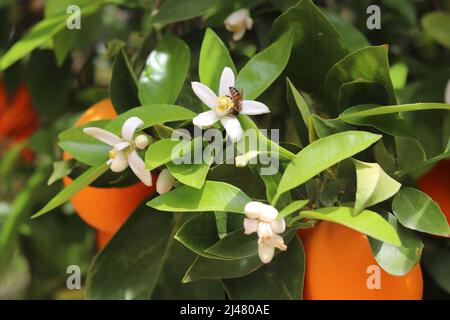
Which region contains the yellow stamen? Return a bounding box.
[216,96,234,113]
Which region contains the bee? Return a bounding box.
[228,87,243,115]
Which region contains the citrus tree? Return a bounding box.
[0,0,449,300]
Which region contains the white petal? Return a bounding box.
[83,127,122,146]
[258,204,278,222]
[240,100,270,115]
[191,82,218,109]
[258,242,275,264]
[445,79,450,104]
[110,152,129,172]
[225,8,250,25]
[232,28,247,41]
[134,135,149,150]
[271,219,286,234]
[156,168,176,194]
[128,150,152,186]
[114,141,131,152]
[267,234,287,251]
[122,117,144,142]
[243,218,258,235]
[220,116,243,143]
[244,201,264,219]
[192,110,220,128]
[257,221,273,240]
[219,67,236,96]
[245,16,253,29]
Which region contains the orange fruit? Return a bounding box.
[417,160,450,226]
[96,229,115,250]
[63,99,156,233]
[302,221,423,300]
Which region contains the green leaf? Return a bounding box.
[47,160,74,185]
[325,46,396,113]
[222,237,304,300]
[199,28,236,93]
[58,120,110,166]
[422,12,450,49]
[32,163,109,218]
[86,207,224,299]
[390,62,409,91]
[205,229,258,259]
[167,156,213,189]
[369,212,423,276]
[353,159,401,215]
[392,188,450,237]
[0,1,103,70]
[235,31,293,100]
[300,207,401,246]
[340,103,450,120]
[147,181,251,213]
[311,114,354,138]
[138,34,190,105]
[277,200,309,220]
[276,131,382,197]
[175,213,226,260]
[423,245,450,294]
[110,48,140,113]
[145,139,184,171]
[153,0,220,25]
[271,0,349,98]
[286,78,311,147]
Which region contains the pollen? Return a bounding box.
[216,95,234,114]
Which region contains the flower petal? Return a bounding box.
[128,149,152,186]
[114,141,131,152]
[244,201,264,219]
[220,116,243,143]
[110,152,129,172]
[259,204,278,222]
[267,234,287,251]
[445,78,450,104]
[219,67,235,96]
[258,242,275,264]
[271,219,286,234]
[83,127,122,146]
[257,221,273,240]
[245,16,254,29]
[232,28,247,41]
[240,100,270,115]
[243,218,258,235]
[192,110,220,128]
[122,117,144,142]
[156,168,176,194]
[191,82,218,109]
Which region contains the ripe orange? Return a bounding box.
[0,82,39,161]
[96,229,115,250]
[417,160,450,226]
[302,221,423,300]
[63,99,156,233]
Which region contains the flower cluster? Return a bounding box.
[244,201,287,264]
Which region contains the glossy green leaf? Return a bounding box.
[325,46,396,113]
[167,156,213,189]
[222,237,304,300]
[300,207,401,246]
[369,212,423,276]
[392,188,450,237]
[175,213,226,260]
[32,163,109,218]
[276,131,382,197]
[110,48,140,113]
[47,160,74,185]
[422,12,450,49]
[353,159,402,215]
[147,181,251,213]
[153,0,221,24]
[199,28,236,92]
[235,31,293,100]
[311,115,353,138]
[286,78,311,147]
[86,208,224,299]
[138,34,190,105]
[271,0,349,98]
[58,120,110,166]
[205,229,257,259]
[277,200,309,220]
[145,139,184,171]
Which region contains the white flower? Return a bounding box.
[445,79,450,104]
[156,168,176,194]
[243,201,287,264]
[235,150,259,167]
[191,67,270,143]
[224,8,253,41]
[83,116,152,186]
